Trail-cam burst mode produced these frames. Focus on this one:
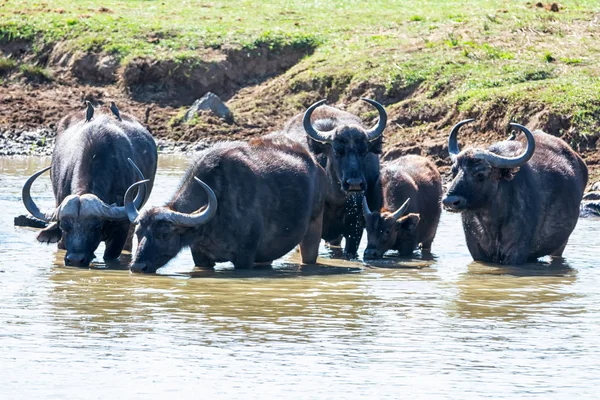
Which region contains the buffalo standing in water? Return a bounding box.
[442,120,588,264]
[363,155,442,259]
[284,99,386,257]
[22,103,157,267]
[124,135,327,273]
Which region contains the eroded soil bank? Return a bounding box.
[1,39,598,184]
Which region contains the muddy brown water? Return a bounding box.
[1,155,599,399]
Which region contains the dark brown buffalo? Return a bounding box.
[442,120,588,264]
[124,135,327,273]
[363,155,442,259]
[283,99,386,256]
[22,104,157,267]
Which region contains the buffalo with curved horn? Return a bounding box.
[363,155,442,259]
[283,98,387,257]
[442,119,587,264]
[22,105,157,267]
[125,136,327,273]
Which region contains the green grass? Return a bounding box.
[0,57,17,75]
[19,64,53,82]
[2,0,600,136]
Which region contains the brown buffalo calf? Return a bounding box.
[363,155,442,259]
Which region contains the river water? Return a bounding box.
[1,155,599,399]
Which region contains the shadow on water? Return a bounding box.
[51,248,362,278]
[362,250,437,269]
[185,262,363,279]
[51,250,132,271]
[45,262,379,342]
[448,258,580,321]
[467,256,577,277]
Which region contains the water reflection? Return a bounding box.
[46,265,378,343]
[449,259,579,321]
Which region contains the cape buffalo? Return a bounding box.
[124,135,327,273]
[363,155,442,259]
[22,103,157,267]
[283,99,386,256]
[442,120,588,264]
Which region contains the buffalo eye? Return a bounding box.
[475,171,487,182]
[60,221,72,232]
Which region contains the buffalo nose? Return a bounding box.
[65,253,88,267]
[442,195,467,210]
[363,248,381,260]
[345,178,364,192]
[130,262,149,273]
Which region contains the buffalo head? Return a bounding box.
[362,197,419,259]
[303,98,387,192]
[22,159,148,267]
[442,120,535,212]
[125,177,217,274]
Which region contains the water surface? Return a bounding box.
[1,156,599,399]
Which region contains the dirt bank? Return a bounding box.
[1,40,598,185]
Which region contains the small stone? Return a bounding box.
[184,92,233,123]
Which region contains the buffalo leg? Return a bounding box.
[104,227,129,260]
[550,240,569,258]
[420,240,433,252]
[343,229,362,257]
[233,229,261,269]
[191,246,215,268]
[233,255,255,269]
[300,214,323,264]
[463,228,490,263]
[327,235,343,247]
[342,204,363,257]
[122,224,135,253]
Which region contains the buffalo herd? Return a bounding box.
[21,99,591,272]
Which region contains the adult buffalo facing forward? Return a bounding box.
[363,155,442,259]
[22,103,157,267]
[284,99,386,256]
[442,120,588,265]
[125,135,327,273]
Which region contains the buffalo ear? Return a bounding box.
[37,222,62,244]
[397,213,420,232]
[498,167,519,181]
[368,135,383,154]
[307,137,329,155]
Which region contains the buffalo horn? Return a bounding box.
[302,99,334,144]
[392,198,411,220]
[155,177,218,227]
[362,196,372,217]
[22,166,53,222]
[448,119,475,159]
[361,98,387,142]
[475,123,536,169]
